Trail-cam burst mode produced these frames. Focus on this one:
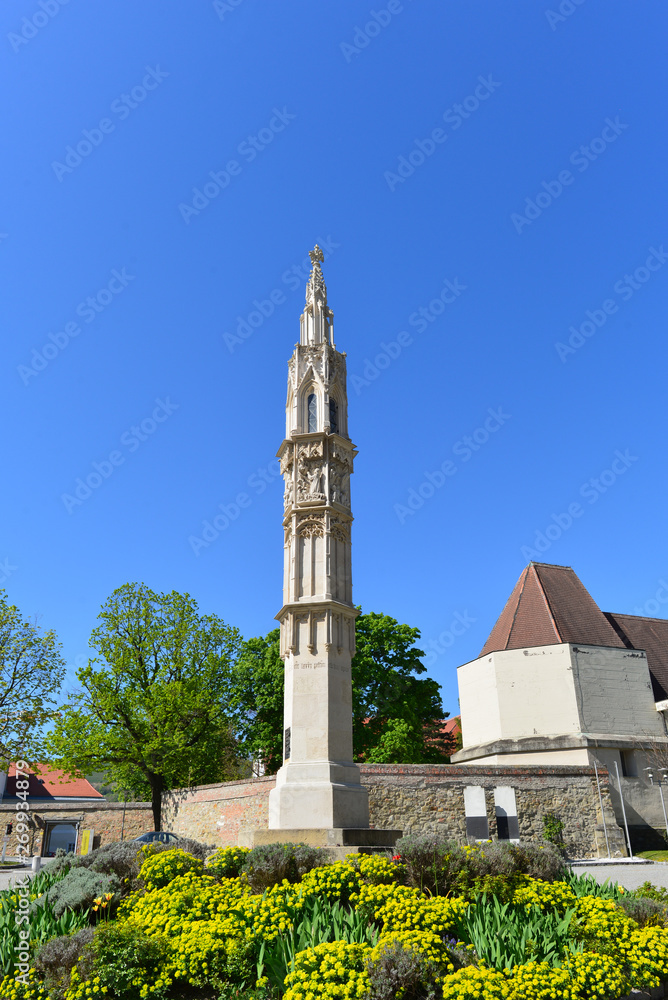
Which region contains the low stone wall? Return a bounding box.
[0,800,153,856]
[163,764,626,858]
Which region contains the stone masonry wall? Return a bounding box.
[0,801,153,856]
[163,765,626,858]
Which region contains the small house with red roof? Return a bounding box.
[0,765,151,857]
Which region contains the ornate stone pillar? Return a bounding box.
[268,246,370,830]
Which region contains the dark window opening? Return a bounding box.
[329,398,338,434]
[307,394,317,433]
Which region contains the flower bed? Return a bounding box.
[1,839,668,999]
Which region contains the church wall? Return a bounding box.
[458,644,580,749]
[162,764,625,858]
[571,645,663,738]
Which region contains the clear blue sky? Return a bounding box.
[2,0,667,717]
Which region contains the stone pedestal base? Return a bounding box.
[238,826,402,860]
[268,762,370,830]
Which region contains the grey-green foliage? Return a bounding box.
[35,867,120,917]
[33,928,94,999]
[620,894,668,927]
[366,941,442,1000]
[241,842,325,893]
[451,894,582,970]
[395,835,566,896]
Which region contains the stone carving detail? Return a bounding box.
[297,515,325,538]
[297,442,326,501]
[329,464,351,507]
[330,517,350,544]
[281,451,295,509]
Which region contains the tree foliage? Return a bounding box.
[231,610,454,772]
[46,583,241,829]
[0,589,65,765]
[230,628,284,775]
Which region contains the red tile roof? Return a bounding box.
[480,563,668,701]
[604,613,668,701]
[5,765,103,799]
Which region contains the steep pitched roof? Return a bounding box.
[480,564,668,703]
[480,563,625,656]
[5,765,103,800]
[604,613,668,702]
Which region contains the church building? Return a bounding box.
[452,562,668,843]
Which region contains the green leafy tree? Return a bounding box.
[230,628,284,775]
[365,719,426,764]
[46,583,241,830]
[0,590,65,765]
[231,611,453,772]
[352,611,448,762]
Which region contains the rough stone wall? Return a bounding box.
[0,801,153,856]
[163,777,276,847]
[162,765,627,858]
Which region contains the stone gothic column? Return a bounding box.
[268,246,370,830]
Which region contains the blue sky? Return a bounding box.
[2,0,667,718]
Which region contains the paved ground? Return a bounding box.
[570,860,668,891]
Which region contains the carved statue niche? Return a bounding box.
[329,464,351,507]
[281,452,295,509]
[297,442,326,502]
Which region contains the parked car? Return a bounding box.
[133,831,181,845]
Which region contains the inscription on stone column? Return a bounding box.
[284,727,291,760]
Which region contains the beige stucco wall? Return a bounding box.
[458,644,580,749]
[459,643,666,754]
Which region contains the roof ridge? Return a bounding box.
[504,565,529,648]
[529,561,574,570]
[608,611,668,624]
[530,563,563,643]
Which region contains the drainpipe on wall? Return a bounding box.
[613,760,634,858]
[593,760,611,858]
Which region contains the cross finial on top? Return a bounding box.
[309,245,324,267]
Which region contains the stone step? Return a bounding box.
[239,827,402,849]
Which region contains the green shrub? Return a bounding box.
[635,880,668,903]
[33,927,94,998]
[542,812,566,853]
[37,867,119,917]
[394,836,566,898]
[366,940,441,1000]
[138,848,203,890]
[620,894,668,927]
[241,842,324,893]
[72,921,171,1000]
[205,845,251,879]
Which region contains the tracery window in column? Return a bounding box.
[308,393,317,433]
[329,398,338,434]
